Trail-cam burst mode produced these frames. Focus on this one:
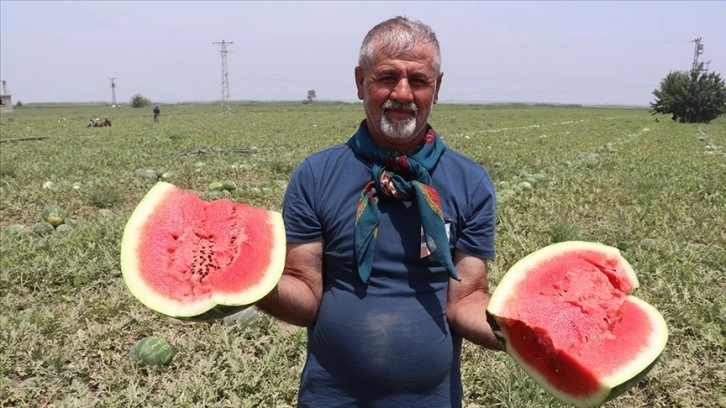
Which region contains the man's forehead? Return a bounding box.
[369,45,436,68]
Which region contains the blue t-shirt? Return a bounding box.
[283,133,496,408]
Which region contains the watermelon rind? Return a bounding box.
[489,241,638,304]
[179,304,251,322]
[221,180,237,191]
[42,205,66,228]
[120,181,286,319]
[487,296,668,408]
[221,306,261,327]
[4,224,30,235]
[599,296,668,402]
[208,181,225,192]
[486,241,667,408]
[31,222,56,236]
[130,336,174,366]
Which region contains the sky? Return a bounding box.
[1,1,724,106]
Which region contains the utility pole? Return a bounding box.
[212,40,233,112]
[109,77,117,107]
[691,37,704,72]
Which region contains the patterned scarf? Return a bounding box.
[347,120,459,283]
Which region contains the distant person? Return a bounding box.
[153,105,160,123]
[257,16,502,407]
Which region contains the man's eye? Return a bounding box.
[410,77,428,86]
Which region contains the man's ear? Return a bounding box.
[433,72,444,104]
[355,66,365,101]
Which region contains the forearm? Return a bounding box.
[256,274,320,327]
[448,291,504,351]
[256,241,323,327]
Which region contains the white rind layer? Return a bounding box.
[120,181,285,318]
[486,241,667,408]
[496,295,668,408]
[488,241,638,315]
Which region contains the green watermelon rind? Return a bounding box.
[489,242,639,303]
[42,205,66,228]
[488,296,668,408]
[31,222,56,236]
[130,336,174,366]
[599,296,668,401]
[486,241,668,408]
[179,304,252,322]
[221,306,262,326]
[120,181,286,319]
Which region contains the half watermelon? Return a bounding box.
[121,182,285,321]
[486,241,668,408]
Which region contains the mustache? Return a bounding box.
[383,100,417,114]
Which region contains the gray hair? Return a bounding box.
[358,16,442,74]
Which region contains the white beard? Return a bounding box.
[380,115,417,140]
[379,100,418,140]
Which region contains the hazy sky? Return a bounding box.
[1,1,724,106]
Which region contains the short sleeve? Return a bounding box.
[455,175,496,260]
[283,159,323,242]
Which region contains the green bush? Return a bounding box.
[651,70,726,123]
[130,93,151,108]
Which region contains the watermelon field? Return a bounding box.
[1,102,724,407]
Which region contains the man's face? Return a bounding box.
[355,42,443,151]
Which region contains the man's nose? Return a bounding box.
[390,79,414,104]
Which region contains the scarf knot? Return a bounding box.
[348,120,459,283]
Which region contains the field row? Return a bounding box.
[1,104,724,407]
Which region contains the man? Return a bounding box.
[258,16,502,407]
[153,105,160,123]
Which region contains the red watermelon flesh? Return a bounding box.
[486,241,668,408]
[121,182,285,320]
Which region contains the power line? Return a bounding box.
[439,84,656,96]
[212,40,233,112]
[691,37,703,71]
[109,77,117,106]
[690,37,711,73]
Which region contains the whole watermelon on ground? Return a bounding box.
[42,205,66,227]
[120,181,285,321]
[4,224,29,235]
[486,241,668,408]
[222,306,262,327]
[130,336,174,366]
[208,181,225,192]
[31,222,56,235]
[221,180,237,191]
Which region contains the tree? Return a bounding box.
[651,70,726,123]
[15,100,22,108]
[305,89,317,104]
[130,93,151,108]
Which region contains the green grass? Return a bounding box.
[1,102,724,407]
